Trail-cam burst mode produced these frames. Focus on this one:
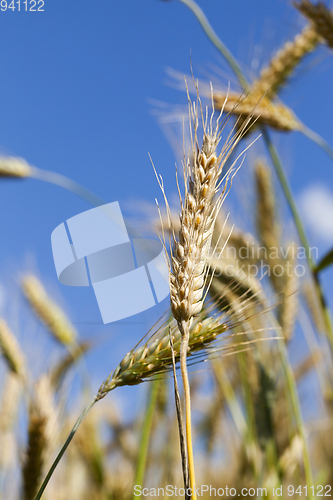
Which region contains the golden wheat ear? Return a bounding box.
[295,0,333,48]
[0,319,26,378]
[251,24,320,99]
[22,275,77,347]
[22,376,57,500]
[0,156,33,178]
[213,91,301,132]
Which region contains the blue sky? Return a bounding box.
[0,0,333,400]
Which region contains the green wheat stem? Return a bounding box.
[132,378,160,500]
[34,395,98,500]
[176,0,248,90]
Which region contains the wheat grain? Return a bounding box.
[0,319,26,377]
[295,0,333,48]
[22,275,77,346]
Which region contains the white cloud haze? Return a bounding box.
[299,184,333,244]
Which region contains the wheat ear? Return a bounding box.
[22,376,56,500]
[255,159,283,292]
[0,373,22,468]
[22,275,77,347]
[213,91,301,132]
[0,319,26,378]
[280,250,299,342]
[251,24,320,99]
[295,0,333,48]
[0,156,33,178]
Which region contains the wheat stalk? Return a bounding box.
[22,275,77,347]
[295,0,333,48]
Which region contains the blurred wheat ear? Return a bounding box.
[0,319,26,378]
[22,275,77,347]
[0,156,32,178]
[22,376,57,500]
[213,92,301,132]
[295,0,333,48]
[251,24,320,98]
